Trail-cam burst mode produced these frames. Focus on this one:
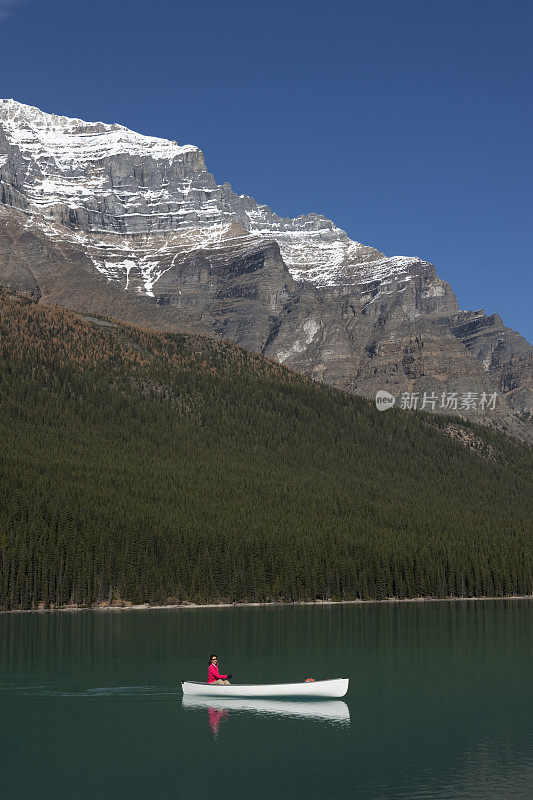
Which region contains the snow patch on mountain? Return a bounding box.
[0,99,198,168]
[0,99,423,296]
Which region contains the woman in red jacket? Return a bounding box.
[208,654,231,685]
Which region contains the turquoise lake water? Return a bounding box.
[1,601,532,799]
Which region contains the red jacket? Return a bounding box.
[208,663,228,683]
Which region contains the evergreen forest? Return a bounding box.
[0,290,532,610]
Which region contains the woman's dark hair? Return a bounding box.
[209,654,218,663]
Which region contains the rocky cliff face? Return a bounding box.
[0,99,531,437]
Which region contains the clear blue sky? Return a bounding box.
[2,0,531,340]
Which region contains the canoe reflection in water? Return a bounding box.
[183,696,350,738]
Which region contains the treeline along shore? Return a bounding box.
[0,291,532,611]
[3,597,533,615]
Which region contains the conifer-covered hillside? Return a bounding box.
[0,290,531,610]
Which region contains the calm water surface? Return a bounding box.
[1,601,532,800]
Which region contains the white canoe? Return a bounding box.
[183,695,350,722]
[181,677,348,698]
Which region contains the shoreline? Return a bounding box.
[2,594,532,614]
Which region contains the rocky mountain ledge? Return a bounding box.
[0,100,531,440]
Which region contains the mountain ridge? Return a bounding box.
[0,99,531,439]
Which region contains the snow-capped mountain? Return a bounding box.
[0,100,531,434]
[0,98,435,295]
